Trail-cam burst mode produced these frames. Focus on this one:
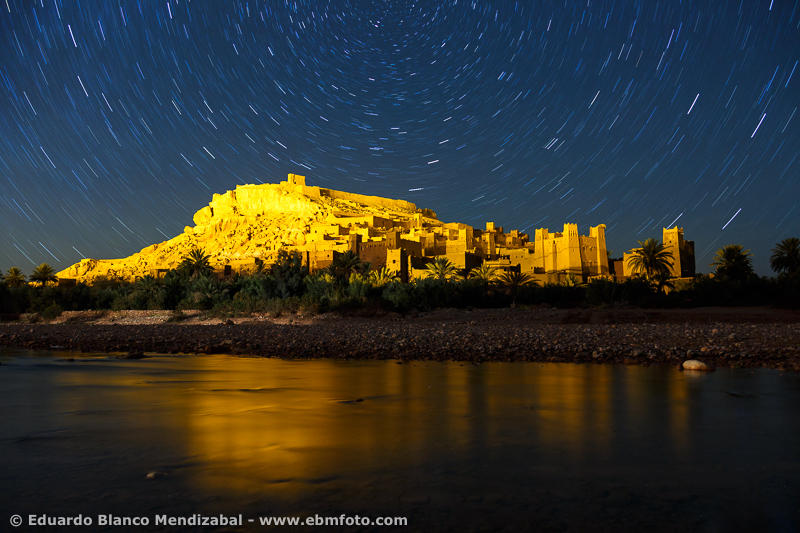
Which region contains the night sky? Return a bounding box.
[1,1,798,276]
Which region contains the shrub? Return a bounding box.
[382,281,417,313]
[191,275,227,310]
[298,293,322,315]
[0,283,14,314]
[41,302,63,320]
[347,273,383,300]
[271,250,308,298]
[621,276,653,306]
[160,271,189,310]
[327,296,367,313]
[452,278,486,307]
[774,272,800,309]
[304,273,341,304]
[265,296,302,317]
[27,285,64,314]
[167,308,188,322]
[19,312,41,323]
[111,294,129,311]
[61,282,93,310]
[585,278,621,307]
[127,290,151,310]
[239,274,279,300]
[538,283,585,308]
[413,277,455,310]
[513,284,539,306]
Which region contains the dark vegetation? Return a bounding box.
[1,238,799,320]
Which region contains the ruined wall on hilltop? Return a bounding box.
[192,183,324,226]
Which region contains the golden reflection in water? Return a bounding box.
[176,359,656,496]
[531,364,614,460]
[35,356,698,499]
[42,359,198,463]
[184,358,461,496]
[2,352,797,531]
[669,374,690,457]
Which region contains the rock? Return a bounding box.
[224,319,235,325]
[682,359,715,371]
[146,472,166,479]
[118,351,147,360]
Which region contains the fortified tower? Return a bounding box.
[589,224,609,276]
[622,226,696,279]
[287,173,306,188]
[558,223,583,274]
[662,226,695,278]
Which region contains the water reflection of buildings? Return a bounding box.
[34,357,693,496]
[7,355,798,531]
[176,359,693,496]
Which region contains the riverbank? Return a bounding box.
[1,307,799,370]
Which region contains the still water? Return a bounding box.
[1,350,798,532]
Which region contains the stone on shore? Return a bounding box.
[682,359,715,371]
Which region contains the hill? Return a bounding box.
[57,174,435,283]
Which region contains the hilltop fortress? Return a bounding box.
[58,174,693,284]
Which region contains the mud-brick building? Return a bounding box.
[621,227,695,280]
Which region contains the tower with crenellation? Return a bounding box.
[662,226,695,278]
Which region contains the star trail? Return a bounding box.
[0,0,798,274]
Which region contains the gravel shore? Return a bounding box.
[1,307,799,370]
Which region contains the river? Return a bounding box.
[1,350,798,531]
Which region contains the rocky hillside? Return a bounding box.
[57,176,428,283]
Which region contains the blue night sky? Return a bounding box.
[1,0,798,275]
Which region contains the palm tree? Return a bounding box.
[710,245,754,282]
[626,238,674,280]
[500,270,536,288]
[192,275,224,309]
[651,270,676,294]
[330,250,364,279]
[368,266,398,287]
[500,270,537,303]
[179,248,214,278]
[30,263,58,286]
[5,267,27,287]
[561,273,582,287]
[423,257,459,282]
[134,274,161,298]
[468,264,499,291]
[770,237,800,275]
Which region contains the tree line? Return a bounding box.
[1,237,798,319]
